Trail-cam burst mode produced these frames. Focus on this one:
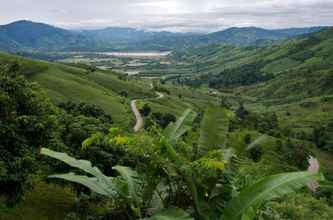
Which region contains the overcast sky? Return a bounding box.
[0,0,332,32]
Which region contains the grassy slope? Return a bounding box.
[31,65,131,127]
[171,28,333,135]
[140,85,219,117]
[0,52,155,128]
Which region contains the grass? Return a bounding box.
[143,96,191,117]
[244,95,333,138]
[85,71,154,99]
[261,57,300,74]
[140,85,219,118]
[30,65,131,128]
[0,53,157,128]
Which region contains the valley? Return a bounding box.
[0,18,333,220]
[57,50,173,76]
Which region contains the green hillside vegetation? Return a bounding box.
[1,26,333,220]
[0,52,155,127]
[171,28,333,100]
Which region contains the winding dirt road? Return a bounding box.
[131,84,165,132]
[131,99,144,132]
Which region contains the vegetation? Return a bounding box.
[0,24,333,220]
[40,110,323,220]
[0,64,57,205]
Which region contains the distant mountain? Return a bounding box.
[81,27,188,43]
[275,27,325,36]
[0,20,327,52]
[198,26,326,46]
[0,20,97,51]
[121,26,326,50]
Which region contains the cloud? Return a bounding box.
[0,0,332,32]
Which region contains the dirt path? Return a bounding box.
[156,91,165,99]
[312,148,333,173]
[131,99,144,132]
[131,83,164,132]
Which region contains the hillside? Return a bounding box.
[171,27,333,100]
[0,52,218,127]
[161,27,333,154]
[1,33,333,220]
[2,53,332,219]
[1,18,333,220]
[0,52,156,127]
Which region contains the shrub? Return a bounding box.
[0,64,57,205]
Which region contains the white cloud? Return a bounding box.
[0,0,332,32]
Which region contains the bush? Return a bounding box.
[248,145,263,162]
[146,112,176,129]
[139,104,151,117]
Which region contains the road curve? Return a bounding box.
[131,99,144,132]
[131,83,165,132]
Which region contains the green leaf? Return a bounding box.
[164,109,196,143]
[49,173,115,196]
[223,171,324,220]
[199,107,231,153]
[246,135,267,151]
[113,165,141,202]
[41,148,116,197]
[145,208,194,220]
[41,148,108,181]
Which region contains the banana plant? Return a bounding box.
[41,148,192,220]
[144,208,193,220]
[42,109,324,220]
[163,108,197,144]
[222,171,324,220]
[160,109,324,220]
[41,148,143,219]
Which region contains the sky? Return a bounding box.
[0,0,332,33]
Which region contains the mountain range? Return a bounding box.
[0,20,327,52]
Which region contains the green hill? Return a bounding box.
[0,52,154,127]
[1,25,333,220]
[173,28,333,101]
